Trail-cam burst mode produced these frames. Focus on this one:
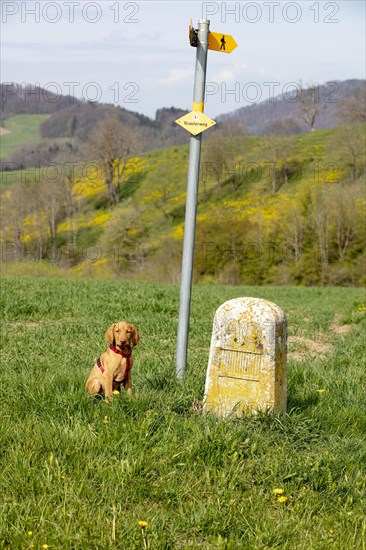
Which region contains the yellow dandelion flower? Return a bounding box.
[138,521,148,528]
[42,545,49,549]
[273,488,284,495]
[317,389,326,393]
[113,390,120,395]
[27,531,33,536]
[277,496,288,503]
[104,416,109,423]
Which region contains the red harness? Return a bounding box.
[97,344,132,381]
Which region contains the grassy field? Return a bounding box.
[1,276,365,549]
[0,114,50,159]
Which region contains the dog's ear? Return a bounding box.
[132,327,140,347]
[105,324,116,345]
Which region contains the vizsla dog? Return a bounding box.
[86,321,139,399]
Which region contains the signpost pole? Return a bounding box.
[176,19,210,380]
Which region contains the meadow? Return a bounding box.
[1,276,365,549]
[0,115,50,160]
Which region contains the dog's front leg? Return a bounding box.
[104,372,114,400]
[123,367,132,396]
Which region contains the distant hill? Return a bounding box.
[1,83,78,117]
[1,79,364,167]
[0,83,189,153]
[217,79,365,134]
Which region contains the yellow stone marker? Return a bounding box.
[203,297,287,417]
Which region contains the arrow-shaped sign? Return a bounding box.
[188,20,237,54]
[208,31,238,53]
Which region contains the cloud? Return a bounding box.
[211,62,248,82]
[163,68,192,84]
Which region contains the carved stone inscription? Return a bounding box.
[219,349,262,380]
[203,297,287,417]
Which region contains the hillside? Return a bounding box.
[1,80,364,168]
[1,83,78,117]
[1,124,365,286]
[0,83,190,163]
[218,79,366,134]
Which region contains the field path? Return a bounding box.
[0,127,11,136]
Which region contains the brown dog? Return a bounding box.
[85,321,139,399]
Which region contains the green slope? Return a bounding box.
[0,114,50,159]
[1,125,365,286]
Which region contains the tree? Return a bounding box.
[330,125,366,183]
[53,153,85,251]
[298,82,323,132]
[202,125,245,191]
[34,177,64,261]
[262,131,295,194]
[336,85,366,124]
[310,186,330,285]
[86,117,137,206]
[201,134,229,189]
[0,181,32,260]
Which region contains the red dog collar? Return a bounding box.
[97,345,132,378]
[109,344,132,358]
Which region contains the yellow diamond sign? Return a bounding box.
[175,110,216,136]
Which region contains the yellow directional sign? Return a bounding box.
[175,110,216,136]
[208,32,237,53]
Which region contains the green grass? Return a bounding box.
[0,114,50,159]
[1,277,365,549]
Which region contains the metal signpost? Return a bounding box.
[175,19,237,380]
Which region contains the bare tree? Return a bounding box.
[299,82,323,132]
[310,187,330,284]
[201,135,228,189]
[262,130,295,194]
[330,186,356,262]
[86,117,137,206]
[336,85,366,124]
[54,153,85,250]
[0,181,32,260]
[34,177,64,260]
[330,125,366,182]
[202,125,245,191]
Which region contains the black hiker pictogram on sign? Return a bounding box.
[198,29,237,53]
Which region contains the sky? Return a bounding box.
[1,1,365,120]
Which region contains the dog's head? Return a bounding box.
[105,321,140,352]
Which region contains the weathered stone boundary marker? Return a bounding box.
[203,298,287,418]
